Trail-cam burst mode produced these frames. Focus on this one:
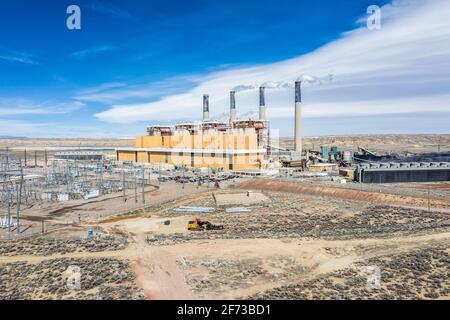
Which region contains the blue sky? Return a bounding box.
[0,0,448,138]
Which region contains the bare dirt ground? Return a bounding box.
[0,134,449,300]
[238,179,450,210]
[1,178,449,300]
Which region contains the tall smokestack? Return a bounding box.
[259,87,266,121]
[203,94,209,121]
[230,91,236,123]
[294,81,302,154]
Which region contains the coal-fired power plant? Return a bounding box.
[115,79,450,184]
[117,82,277,170]
[117,81,305,170]
[294,81,302,154]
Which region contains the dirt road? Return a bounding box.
[2,217,448,299]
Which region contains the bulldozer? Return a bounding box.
[187,218,224,231]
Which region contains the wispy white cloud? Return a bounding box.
[69,45,117,60]
[0,120,119,138]
[78,82,128,95]
[0,98,85,116]
[0,51,38,65]
[87,1,135,21]
[94,0,450,135]
[0,120,49,136]
[0,98,87,137]
[75,75,198,104]
[267,95,450,119]
[0,119,141,139]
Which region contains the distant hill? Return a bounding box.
[0,136,27,139]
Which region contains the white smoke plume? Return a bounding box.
[231,74,334,93]
[231,84,258,92]
[92,0,450,137]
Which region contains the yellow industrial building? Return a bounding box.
[117,128,266,170]
[116,92,270,170]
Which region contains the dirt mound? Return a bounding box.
[237,179,450,209]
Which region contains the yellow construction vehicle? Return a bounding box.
[187,218,224,231]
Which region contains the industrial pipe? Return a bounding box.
[294,81,302,153]
[203,94,209,121]
[259,87,266,121]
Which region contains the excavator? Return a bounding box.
[187,218,224,231]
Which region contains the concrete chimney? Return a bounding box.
[230,91,236,123]
[259,87,266,121]
[294,81,302,153]
[202,94,209,121]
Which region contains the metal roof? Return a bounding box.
[359,162,450,171]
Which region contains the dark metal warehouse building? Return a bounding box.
[54,151,104,161]
[356,162,450,183]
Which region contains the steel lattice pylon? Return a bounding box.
[0,149,24,236]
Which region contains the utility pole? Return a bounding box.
[121,163,126,202]
[3,153,12,234]
[5,147,9,171]
[182,167,185,189]
[158,163,161,184]
[7,182,11,233]
[16,162,23,235]
[99,159,104,195]
[96,213,100,238]
[428,186,431,212]
[23,179,28,206]
[208,166,211,188]
[141,168,145,205]
[34,151,37,167]
[134,170,138,204]
[24,149,27,167]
